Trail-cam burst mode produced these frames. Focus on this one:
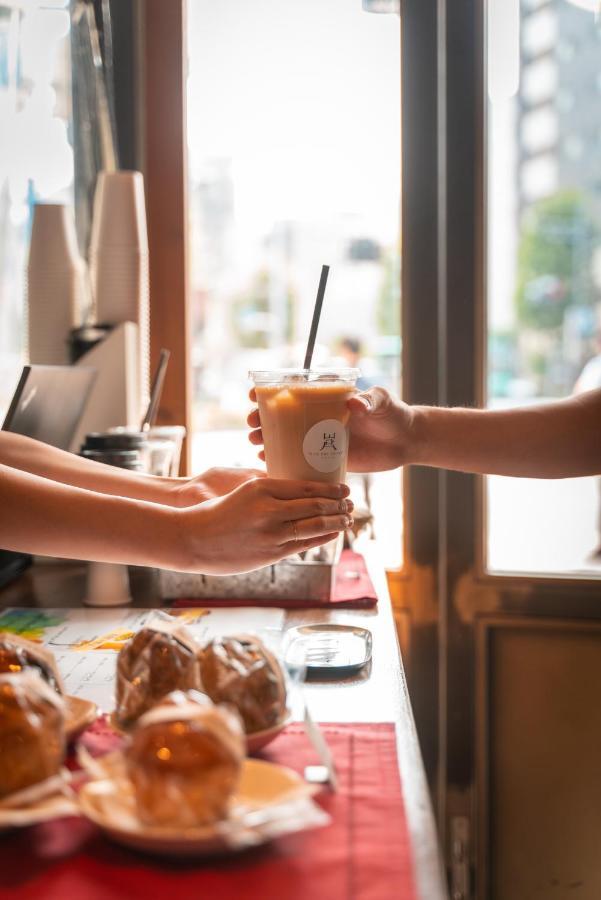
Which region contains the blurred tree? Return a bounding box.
[516,191,599,331]
[231,269,269,349]
[231,268,296,349]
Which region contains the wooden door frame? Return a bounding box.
[400,0,445,798]
[139,0,191,473]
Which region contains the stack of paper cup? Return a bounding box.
[84,561,132,607]
[89,170,150,408]
[27,204,86,365]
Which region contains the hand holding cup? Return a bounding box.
[180,476,353,575]
[249,384,414,474]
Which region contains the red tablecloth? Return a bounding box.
[173,550,378,610]
[0,722,416,900]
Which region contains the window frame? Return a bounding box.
[140,0,192,473]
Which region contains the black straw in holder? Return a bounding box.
[303,264,330,371]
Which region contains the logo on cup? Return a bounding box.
[319,432,338,451]
[303,419,346,473]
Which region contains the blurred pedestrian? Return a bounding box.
[337,337,378,391]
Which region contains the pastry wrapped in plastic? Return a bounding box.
[0,672,66,799]
[115,618,201,728]
[0,632,64,694]
[126,690,245,827]
[198,634,287,734]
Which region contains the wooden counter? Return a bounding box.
[0,548,447,899]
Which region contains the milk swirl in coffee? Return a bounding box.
[251,370,358,484]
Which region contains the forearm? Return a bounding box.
[0,432,182,505]
[410,390,601,478]
[0,463,190,569]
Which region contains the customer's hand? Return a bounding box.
[180,476,353,574]
[248,386,413,473]
[345,387,414,472]
[173,467,266,507]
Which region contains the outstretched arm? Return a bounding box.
[0,431,262,507]
[0,464,351,574]
[407,390,601,477]
[248,386,601,478]
[0,461,180,568]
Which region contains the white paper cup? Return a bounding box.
[90,250,149,325]
[84,562,132,607]
[90,171,148,251]
[27,205,87,361]
[28,204,81,268]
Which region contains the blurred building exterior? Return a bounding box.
[518,0,601,215]
[489,0,601,401]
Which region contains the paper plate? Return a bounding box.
[246,710,292,753]
[65,696,98,742]
[78,755,329,857]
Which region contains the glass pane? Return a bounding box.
[0,1,73,416]
[186,0,402,566]
[487,0,601,575]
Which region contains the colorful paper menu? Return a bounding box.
[0,606,284,711]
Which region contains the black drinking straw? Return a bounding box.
[303,264,330,371]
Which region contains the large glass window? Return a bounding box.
[0,1,73,416]
[186,0,402,565]
[487,0,601,574]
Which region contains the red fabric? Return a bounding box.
[77,714,124,758]
[0,722,416,900]
[173,550,378,610]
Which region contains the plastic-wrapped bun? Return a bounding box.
[126,691,245,827]
[198,634,287,734]
[0,632,64,694]
[115,618,201,728]
[0,672,65,799]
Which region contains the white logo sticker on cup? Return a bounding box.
[302,419,346,473]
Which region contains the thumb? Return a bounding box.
[348,390,375,414]
[347,388,382,415]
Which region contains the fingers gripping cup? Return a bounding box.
[250,369,359,484]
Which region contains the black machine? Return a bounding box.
[0,364,96,588]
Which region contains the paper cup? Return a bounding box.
[90,170,149,251]
[84,562,132,607]
[28,204,81,268]
[27,204,87,361]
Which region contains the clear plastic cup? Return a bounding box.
[249,368,359,484]
[146,425,186,476]
[145,437,175,477]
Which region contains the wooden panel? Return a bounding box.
[141,0,191,473]
[477,618,601,900]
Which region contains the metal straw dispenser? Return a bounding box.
[157,553,338,603]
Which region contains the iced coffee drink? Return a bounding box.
[249,369,359,483]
